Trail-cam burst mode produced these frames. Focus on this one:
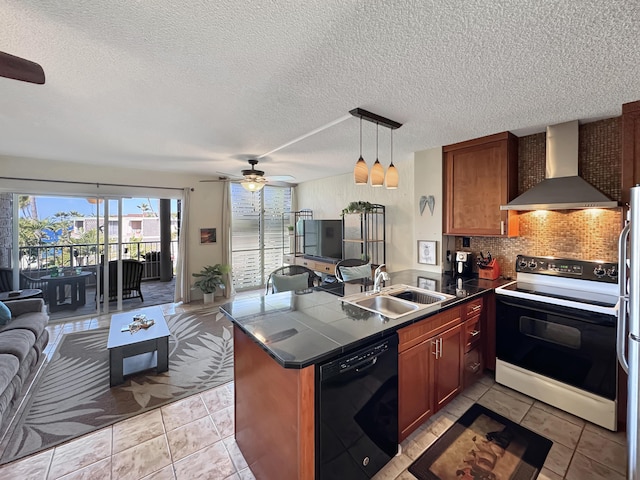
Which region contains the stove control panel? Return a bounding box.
[515,255,618,283]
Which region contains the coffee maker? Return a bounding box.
[454,251,474,278]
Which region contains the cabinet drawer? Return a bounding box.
[283,254,295,265]
[464,298,483,319]
[464,315,481,352]
[298,258,315,269]
[314,262,335,275]
[463,347,483,388]
[398,307,461,352]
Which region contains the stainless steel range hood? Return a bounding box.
[501,120,618,211]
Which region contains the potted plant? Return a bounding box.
[341,201,375,216]
[192,264,231,303]
[287,225,295,235]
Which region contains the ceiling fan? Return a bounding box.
[0,51,45,84]
[209,158,296,190]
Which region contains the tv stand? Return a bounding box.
[295,256,337,276]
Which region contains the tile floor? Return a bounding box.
[0,299,629,479]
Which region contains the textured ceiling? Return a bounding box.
[1,0,640,184]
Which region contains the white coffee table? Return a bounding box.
[107,306,171,387]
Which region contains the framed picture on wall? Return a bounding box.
[200,228,217,244]
[418,240,437,265]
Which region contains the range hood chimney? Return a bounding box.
[501,120,618,211]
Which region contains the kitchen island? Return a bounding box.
[220,270,506,480]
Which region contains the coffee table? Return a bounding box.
[107,306,171,387]
[0,289,42,302]
[40,272,92,312]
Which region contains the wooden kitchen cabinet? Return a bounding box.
[622,100,640,207]
[398,307,463,442]
[443,131,519,236]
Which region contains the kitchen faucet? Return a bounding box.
[373,264,390,293]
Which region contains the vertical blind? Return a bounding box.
[230,183,292,290]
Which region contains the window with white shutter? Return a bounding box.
[230,184,292,290]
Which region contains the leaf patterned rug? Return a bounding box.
[0,307,233,465]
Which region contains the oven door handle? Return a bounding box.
[617,222,631,374]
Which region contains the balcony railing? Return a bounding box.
[18,240,177,282]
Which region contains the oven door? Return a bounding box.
[496,295,617,400]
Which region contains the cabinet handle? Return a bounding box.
[500,220,505,236]
[471,305,482,312]
[469,362,481,372]
[470,330,480,337]
[432,339,439,358]
[439,338,443,358]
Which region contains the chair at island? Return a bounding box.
[97,259,144,302]
[335,259,372,282]
[265,265,321,294]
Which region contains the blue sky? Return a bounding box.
[20,196,176,219]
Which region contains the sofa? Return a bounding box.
[0,299,49,425]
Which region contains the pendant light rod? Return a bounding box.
[349,108,402,130]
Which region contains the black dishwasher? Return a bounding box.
[316,333,398,479]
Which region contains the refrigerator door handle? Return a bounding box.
[617,223,631,374]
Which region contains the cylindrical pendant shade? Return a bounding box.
[370,159,384,187]
[385,162,399,189]
[354,156,368,184]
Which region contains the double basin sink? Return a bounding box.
[341,284,455,319]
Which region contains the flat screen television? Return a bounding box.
[302,219,343,261]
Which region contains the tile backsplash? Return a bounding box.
[452,117,623,279]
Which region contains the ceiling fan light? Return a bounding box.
[370,159,384,187]
[385,162,398,189]
[354,156,368,184]
[241,179,266,192]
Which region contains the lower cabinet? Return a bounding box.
[463,346,483,388]
[398,308,463,442]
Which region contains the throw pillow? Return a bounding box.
[0,301,11,325]
[339,264,372,282]
[272,272,309,293]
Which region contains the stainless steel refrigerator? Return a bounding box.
[618,184,640,478]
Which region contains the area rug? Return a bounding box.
[408,404,552,480]
[0,307,233,465]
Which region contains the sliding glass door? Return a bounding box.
[4,193,179,321]
[230,184,291,290]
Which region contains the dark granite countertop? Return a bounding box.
[220,270,510,369]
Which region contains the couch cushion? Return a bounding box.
[0,354,19,398]
[0,330,36,363]
[0,301,10,325]
[0,312,48,339]
[5,299,45,319]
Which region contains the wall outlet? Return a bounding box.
[462,237,471,247]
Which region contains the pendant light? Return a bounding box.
[349,108,403,188]
[385,129,398,189]
[354,117,368,185]
[370,123,384,187]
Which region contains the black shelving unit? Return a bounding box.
[341,204,385,266]
[282,209,312,258]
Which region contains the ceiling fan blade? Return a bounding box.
[0,51,45,84]
[267,175,296,182]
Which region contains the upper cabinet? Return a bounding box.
[622,100,640,207]
[443,132,519,236]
